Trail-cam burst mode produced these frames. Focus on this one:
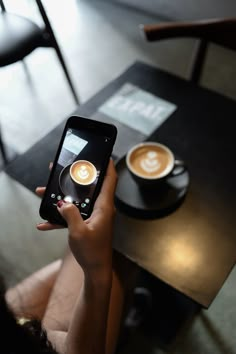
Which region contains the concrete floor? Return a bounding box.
[0,0,235,353]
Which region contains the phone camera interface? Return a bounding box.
[47,128,109,217]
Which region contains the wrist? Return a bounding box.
[82,252,113,284]
[84,266,112,290]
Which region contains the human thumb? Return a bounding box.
[57,200,84,234]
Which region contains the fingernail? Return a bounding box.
[37,222,43,226]
[57,200,64,208]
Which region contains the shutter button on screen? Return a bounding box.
[64,195,73,203]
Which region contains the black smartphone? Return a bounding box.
[39,116,117,225]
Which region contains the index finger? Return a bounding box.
[93,159,117,210]
[35,187,46,198]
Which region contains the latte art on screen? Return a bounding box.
[70,160,97,185]
[77,165,89,179]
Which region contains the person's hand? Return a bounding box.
[58,160,117,277]
[36,160,117,277]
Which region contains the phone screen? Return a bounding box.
[40,118,116,223]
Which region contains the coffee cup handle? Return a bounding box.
[170,159,186,177]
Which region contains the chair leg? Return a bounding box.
[53,41,80,105]
[35,0,79,105]
[21,59,30,76]
[188,39,208,84]
[0,129,8,164]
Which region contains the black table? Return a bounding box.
[7,61,236,308]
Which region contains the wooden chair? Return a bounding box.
[140,18,236,85]
[0,0,79,104]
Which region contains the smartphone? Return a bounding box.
[39,116,117,225]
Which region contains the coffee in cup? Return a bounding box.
[70,160,97,186]
[126,142,184,185]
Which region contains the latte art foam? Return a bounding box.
[129,145,172,178]
[70,160,97,185]
[140,151,160,173]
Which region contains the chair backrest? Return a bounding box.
[0,0,56,48]
[140,18,236,84]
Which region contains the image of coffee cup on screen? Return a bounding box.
[70,160,98,186]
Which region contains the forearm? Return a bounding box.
[66,269,112,354]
